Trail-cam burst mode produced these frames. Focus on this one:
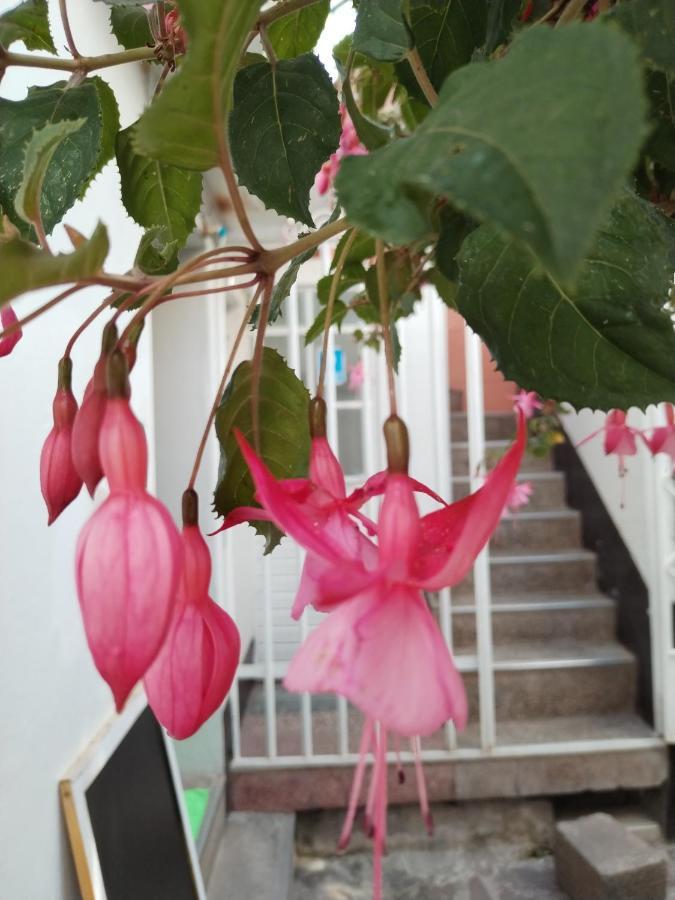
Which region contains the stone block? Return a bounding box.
[554,812,667,899]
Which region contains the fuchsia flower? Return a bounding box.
[348,360,365,391]
[645,404,675,469]
[76,351,182,711]
[512,389,542,420]
[316,107,367,195]
[145,491,240,739]
[0,305,22,357]
[577,409,641,476]
[40,358,83,524]
[503,480,533,515]
[72,323,117,496]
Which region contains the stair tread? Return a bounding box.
[489,639,633,665]
[453,470,563,483]
[455,591,614,609]
[458,712,659,746]
[489,549,595,564]
[499,509,578,521]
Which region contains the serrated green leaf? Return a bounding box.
[331,231,376,269]
[0,221,109,308]
[609,0,675,75]
[116,125,201,249]
[0,78,119,237]
[426,266,457,308]
[134,226,180,275]
[109,5,152,49]
[0,0,56,53]
[436,206,475,280]
[455,192,675,411]
[133,0,263,170]
[214,347,311,553]
[268,0,329,59]
[337,25,648,284]
[15,119,86,230]
[353,0,411,62]
[230,54,340,226]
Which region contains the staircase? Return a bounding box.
[229,413,667,813]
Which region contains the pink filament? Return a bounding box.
[338,718,374,850]
[412,736,433,836]
[373,729,388,900]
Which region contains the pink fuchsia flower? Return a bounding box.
[645,404,675,469]
[71,322,117,496]
[145,491,240,739]
[512,389,542,420]
[0,305,22,357]
[503,480,533,515]
[75,352,182,711]
[315,106,367,195]
[348,360,365,391]
[577,409,641,477]
[40,358,83,525]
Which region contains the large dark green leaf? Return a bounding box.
[229,54,340,226]
[116,125,202,250]
[337,25,648,284]
[268,0,330,59]
[0,78,119,237]
[353,0,411,62]
[133,0,263,170]
[214,347,311,552]
[109,5,152,50]
[484,0,522,54]
[0,0,55,53]
[455,193,675,411]
[645,69,675,174]
[609,0,675,75]
[0,222,109,308]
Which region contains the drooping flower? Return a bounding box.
[577,409,641,476]
[645,404,675,470]
[40,357,83,525]
[512,389,542,419]
[348,360,365,391]
[75,351,182,711]
[0,305,22,357]
[71,322,117,496]
[503,480,533,515]
[316,106,367,195]
[145,491,240,739]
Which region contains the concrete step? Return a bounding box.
[452,471,567,511]
[230,714,666,812]
[452,439,555,477]
[444,595,616,650]
[491,510,582,551]
[456,550,597,595]
[451,412,517,442]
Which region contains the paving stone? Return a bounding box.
[555,812,667,899]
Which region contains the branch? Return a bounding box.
[0,46,157,74]
[259,216,350,274]
[258,0,325,28]
[58,0,81,59]
[406,48,438,107]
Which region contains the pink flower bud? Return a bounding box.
[0,305,22,357]
[145,498,240,739]
[75,352,182,711]
[40,358,83,525]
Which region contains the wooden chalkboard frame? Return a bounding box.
[59,690,207,900]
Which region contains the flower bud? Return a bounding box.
[40,358,83,525]
[98,356,147,492]
[0,305,23,357]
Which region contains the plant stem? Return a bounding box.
[187,284,264,491]
[58,0,81,58]
[251,278,273,454]
[1,46,156,74]
[259,216,349,274]
[557,0,587,24]
[317,229,356,399]
[258,0,325,28]
[376,239,398,416]
[0,284,84,339]
[216,132,263,252]
[64,293,117,357]
[406,48,438,107]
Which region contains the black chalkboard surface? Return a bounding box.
[85,706,200,900]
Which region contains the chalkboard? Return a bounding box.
[85,706,200,900]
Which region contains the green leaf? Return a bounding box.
[343,59,391,150]
[436,206,475,280]
[353,0,411,62]
[229,54,340,226]
[455,192,675,411]
[399,0,488,96]
[305,300,348,344]
[645,70,675,173]
[267,0,330,59]
[609,0,675,76]
[337,25,648,284]
[317,262,367,305]
[134,226,180,275]
[426,266,457,308]
[116,125,202,249]
[484,0,522,54]
[0,0,56,53]
[214,347,311,553]
[133,0,263,170]
[15,119,86,230]
[109,5,152,50]
[331,231,376,269]
[0,221,109,309]
[0,78,120,237]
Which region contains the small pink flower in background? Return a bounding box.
[40,358,82,525]
[76,352,182,711]
[645,404,675,469]
[578,409,641,477]
[503,480,533,515]
[316,106,367,196]
[0,305,22,357]
[145,493,240,740]
[512,389,542,419]
[348,360,365,391]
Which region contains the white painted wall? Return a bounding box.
[0,2,149,897]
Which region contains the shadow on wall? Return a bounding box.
[448,310,518,413]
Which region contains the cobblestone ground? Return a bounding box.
[291,801,675,899]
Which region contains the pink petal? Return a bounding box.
[0,305,22,357]
[71,386,107,496]
[40,387,82,524]
[284,585,467,736]
[309,437,346,499]
[378,474,420,573]
[99,398,148,491]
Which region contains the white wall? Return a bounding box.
[0,3,148,897]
